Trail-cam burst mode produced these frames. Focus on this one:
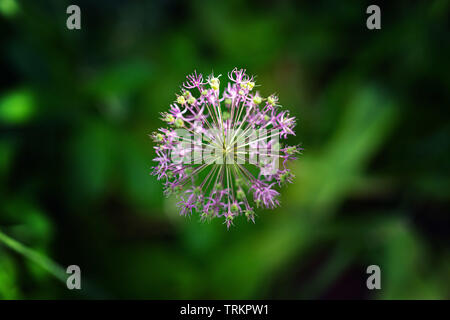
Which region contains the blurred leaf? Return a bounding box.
[4,205,53,249]
[1,200,56,283]
[0,250,20,299]
[298,242,355,299]
[85,59,153,99]
[120,135,162,211]
[374,219,428,299]
[291,85,399,212]
[0,142,14,179]
[70,122,116,200]
[0,89,35,124]
[210,220,313,299]
[0,229,66,283]
[102,245,198,299]
[0,0,18,17]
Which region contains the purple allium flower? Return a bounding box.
[150,68,301,228]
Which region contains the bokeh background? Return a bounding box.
[0,0,449,299]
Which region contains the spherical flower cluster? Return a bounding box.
[150,68,301,228]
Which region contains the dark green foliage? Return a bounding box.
[0,0,448,299]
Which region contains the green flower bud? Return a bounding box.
[222,111,230,120]
[177,95,186,105]
[286,146,298,155]
[253,95,262,104]
[268,95,277,106]
[174,118,184,128]
[164,114,175,123]
[245,209,255,222]
[201,211,213,222]
[151,132,164,142]
[245,209,254,218]
[187,96,196,105]
[210,77,220,90]
[237,188,245,200]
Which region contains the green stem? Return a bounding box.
[0,228,66,283]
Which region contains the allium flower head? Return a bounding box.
[150,68,301,228]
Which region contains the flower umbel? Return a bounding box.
[150,68,301,228]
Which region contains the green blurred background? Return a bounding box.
[0,0,449,299]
